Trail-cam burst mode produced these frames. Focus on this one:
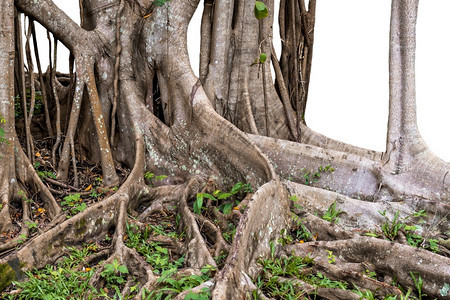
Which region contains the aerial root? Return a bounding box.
[0,194,31,253]
[16,142,62,218]
[0,145,62,253]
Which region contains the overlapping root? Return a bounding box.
[279,181,450,299]
[2,144,450,299]
[209,180,450,299]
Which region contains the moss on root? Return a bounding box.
[75,217,87,238]
[0,263,16,292]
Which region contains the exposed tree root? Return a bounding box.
[286,236,450,299]
[212,180,291,299]
[178,178,216,269]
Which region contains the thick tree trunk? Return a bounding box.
[0,0,16,234]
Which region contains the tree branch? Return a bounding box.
[15,0,91,52]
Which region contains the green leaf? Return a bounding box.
[103,264,115,275]
[155,175,167,181]
[404,225,418,231]
[259,53,267,64]
[194,193,204,214]
[217,192,233,200]
[254,1,269,19]
[222,203,233,215]
[118,265,128,274]
[230,182,244,194]
[203,193,217,201]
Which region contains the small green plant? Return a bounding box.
[100,259,129,286]
[363,269,377,279]
[18,190,33,203]
[193,192,213,215]
[89,176,118,199]
[185,288,211,300]
[412,210,427,218]
[364,229,381,238]
[254,1,268,19]
[213,251,228,268]
[14,89,43,118]
[269,241,276,259]
[326,250,336,264]
[149,224,182,240]
[305,271,348,290]
[243,183,253,193]
[125,223,184,275]
[194,182,250,215]
[278,228,293,246]
[256,277,301,300]
[61,193,86,217]
[256,254,348,299]
[259,255,314,278]
[300,165,335,186]
[379,210,405,241]
[222,222,236,243]
[426,238,439,253]
[144,172,167,186]
[353,286,376,300]
[147,264,214,299]
[410,272,426,300]
[290,195,303,211]
[33,161,56,179]
[322,201,343,224]
[291,214,311,242]
[25,221,37,229]
[319,165,335,173]
[0,115,7,145]
[17,233,27,244]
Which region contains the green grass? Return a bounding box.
[3,245,102,300]
[143,265,214,300]
[125,222,184,275]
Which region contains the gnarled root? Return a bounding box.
[212,180,291,299]
[286,236,450,299]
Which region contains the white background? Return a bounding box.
[32,1,449,161]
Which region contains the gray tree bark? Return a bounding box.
[0,0,449,298]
